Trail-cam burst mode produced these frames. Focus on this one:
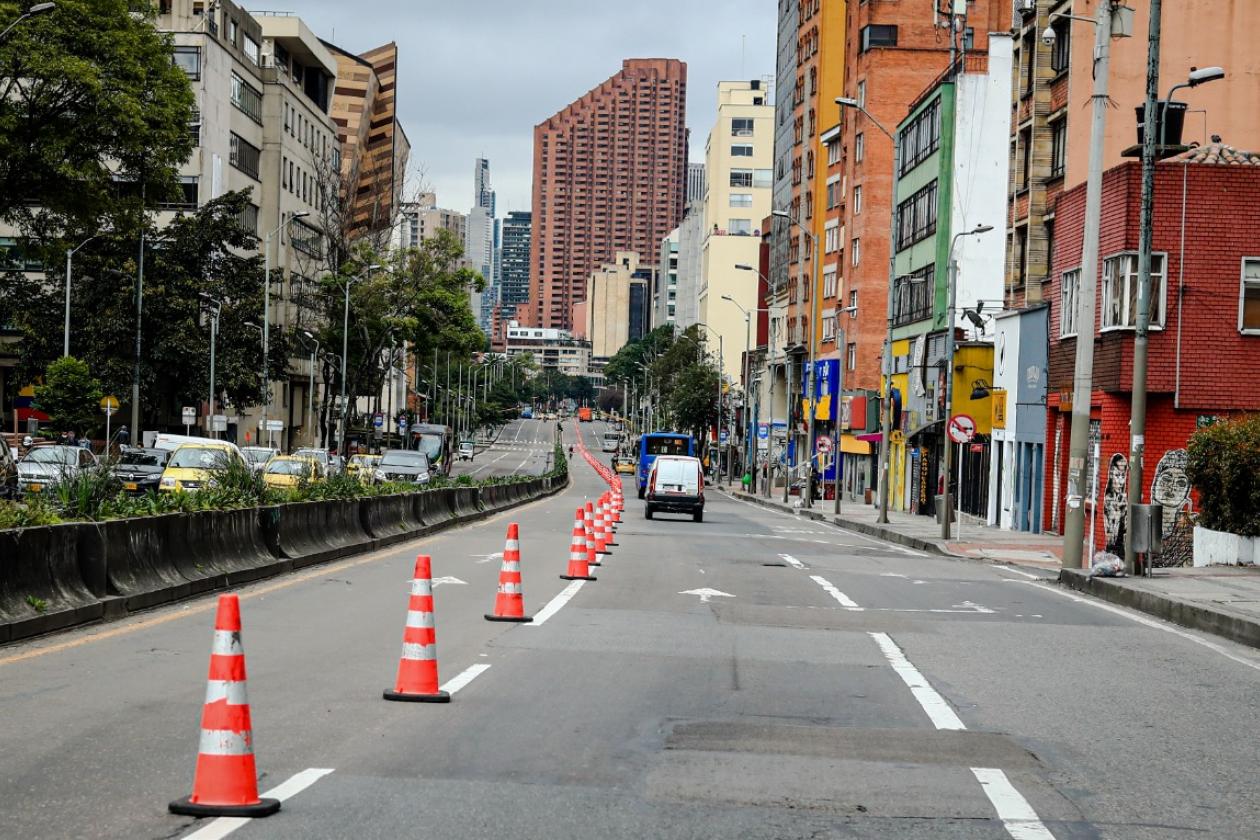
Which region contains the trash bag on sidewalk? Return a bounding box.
[1090,551,1126,577]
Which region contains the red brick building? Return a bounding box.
[1043,147,1260,563]
[529,59,688,331]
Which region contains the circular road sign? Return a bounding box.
[948,413,977,444]
[100,395,119,414]
[815,435,833,454]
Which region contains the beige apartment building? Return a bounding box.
[698,80,774,380]
[584,251,650,360]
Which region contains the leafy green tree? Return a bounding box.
[0,0,195,231]
[667,363,719,441]
[34,356,103,435]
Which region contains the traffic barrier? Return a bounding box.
[361,494,422,547]
[583,501,600,567]
[0,523,102,643]
[485,523,531,622]
[102,514,205,611]
[452,487,481,519]
[384,554,450,702]
[268,499,373,569]
[169,594,280,818]
[561,507,596,581]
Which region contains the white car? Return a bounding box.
[17,445,98,495]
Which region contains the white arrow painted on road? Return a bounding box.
[679,588,734,604]
[432,576,468,587]
[470,552,502,564]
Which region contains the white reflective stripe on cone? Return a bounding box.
[198,728,254,756]
[409,579,433,596]
[405,610,435,629]
[505,540,520,551]
[400,642,437,661]
[210,630,244,656]
[204,679,249,705]
[502,561,520,572]
[497,582,522,594]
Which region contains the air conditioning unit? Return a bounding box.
[1017,0,1036,14]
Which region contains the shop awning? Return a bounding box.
[855,432,882,443]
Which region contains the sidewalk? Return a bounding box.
[726,487,1260,651]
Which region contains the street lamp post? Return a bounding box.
[722,293,770,488]
[939,225,994,539]
[772,209,820,507]
[261,211,310,448]
[735,263,774,494]
[836,95,899,524]
[302,330,319,448]
[198,293,222,440]
[0,2,55,42]
[832,303,859,515]
[64,231,103,358]
[340,263,382,456]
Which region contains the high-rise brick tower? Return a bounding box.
[530,58,688,330]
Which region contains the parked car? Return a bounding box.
[111,447,169,495]
[644,455,705,522]
[241,446,276,475]
[457,440,476,461]
[17,445,99,495]
[159,441,244,492]
[0,435,17,499]
[261,455,322,489]
[373,449,431,485]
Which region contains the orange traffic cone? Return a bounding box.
[561,507,597,581]
[602,497,619,546]
[169,594,281,818]
[486,523,531,622]
[583,501,600,567]
[384,555,451,703]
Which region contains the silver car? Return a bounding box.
[17,445,99,495]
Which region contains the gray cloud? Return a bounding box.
[247,1,775,216]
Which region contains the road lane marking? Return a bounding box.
[996,566,1044,580]
[1017,580,1260,673]
[679,588,735,604]
[779,553,807,569]
[867,632,965,731]
[183,767,335,840]
[810,575,863,610]
[440,663,491,695]
[431,576,467,586]
[971,767,1057,839]
[721,492,928,556]
[527,580,585,626]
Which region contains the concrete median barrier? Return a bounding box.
[361,494,424,547]
[267,499,373,569]
[0,524,103,643]
[452,487,481,520]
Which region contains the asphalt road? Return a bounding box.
[2,420,1259,839]
[449,418,556,479]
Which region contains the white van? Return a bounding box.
[644,455,705,522]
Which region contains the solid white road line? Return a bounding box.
[723,492,928,557]
[440,663,491,695]
[1016,580,1260,673]
[810,575,863,610]
[971,767,1057,840]
[183,768,335,840]
[778,553,807,569]
[996,566,1044,580]
[527,579,586,627]
[867,631,965,731]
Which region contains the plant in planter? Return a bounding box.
[1186,415,1260,565]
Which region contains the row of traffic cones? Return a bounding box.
[170,457,626,818]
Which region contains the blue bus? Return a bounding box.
[637,432,695,498]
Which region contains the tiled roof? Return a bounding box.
[1167,143,1260,166]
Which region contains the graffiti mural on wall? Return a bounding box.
[1102,453,1129,556]
[1151,448,1195,567]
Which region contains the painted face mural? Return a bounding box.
[1151,448,1194,567]
[1102,453,1128,557]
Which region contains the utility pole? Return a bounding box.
[1063,1,1122,569]
[766,318,776,499]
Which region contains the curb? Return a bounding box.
[1058,568,1260,651]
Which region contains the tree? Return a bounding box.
[34,356,103,435]
[667,363,719,441]
[0,1,195,232]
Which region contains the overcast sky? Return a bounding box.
[247,0,776,216]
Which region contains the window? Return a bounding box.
[893,266,934,326]
[822,314,837,342]
[0,237,44,271]
[848,290,858,316]
[731,117,754,137]
[243,34,260,66]
[728,218,752,235]
[730,169,753,188]
[236,203,259,236]
[753,169,773,188]
[1060,269,1080,337]
[172,46,201,79]
[827,139,841,166]
[731,143,753,157]
[229,132,260,180]
[853,185,862,215]
[1050,20,1071,73]
[826,178,840,209]
[1242,260,1260,332]
[823,265,838,297]
[851,238,860,267]
[855,132,864,163]
[899,99,941,175]
[824,225,839,254]
[856,80,866,108]
[847,342,856,371]
[963,27,975,51]
[228,17,238,44]
[291,218,322,258]
[860,25,897,52]
[896,181,938,249]
[230,73,262,123]
[729,193,753,207]
[1050,119,1067,179]
[1101,253,1167,329]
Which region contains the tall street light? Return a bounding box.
[301,331,320,448]
[940,224,994,540]
[836,94,898,524]
[340,263,382,455]
[261,210,311,446]
[736,263,775,495]
[0,2,55,42]
[721,294,769,487]
[64,229,106,358]
[198,293,222,439]
[832,301,859,516]
[771,209,820,507]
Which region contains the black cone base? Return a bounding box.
[383,689,451,703]
[169,797,281,818]
[485,614,532,622]
[560,574,597,581]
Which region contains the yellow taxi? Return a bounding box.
[261,455,322,489]
[159,441,244,492]
[614,455,636,475]
[346,453,381,479]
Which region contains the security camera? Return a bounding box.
[1041,26,1056,47]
